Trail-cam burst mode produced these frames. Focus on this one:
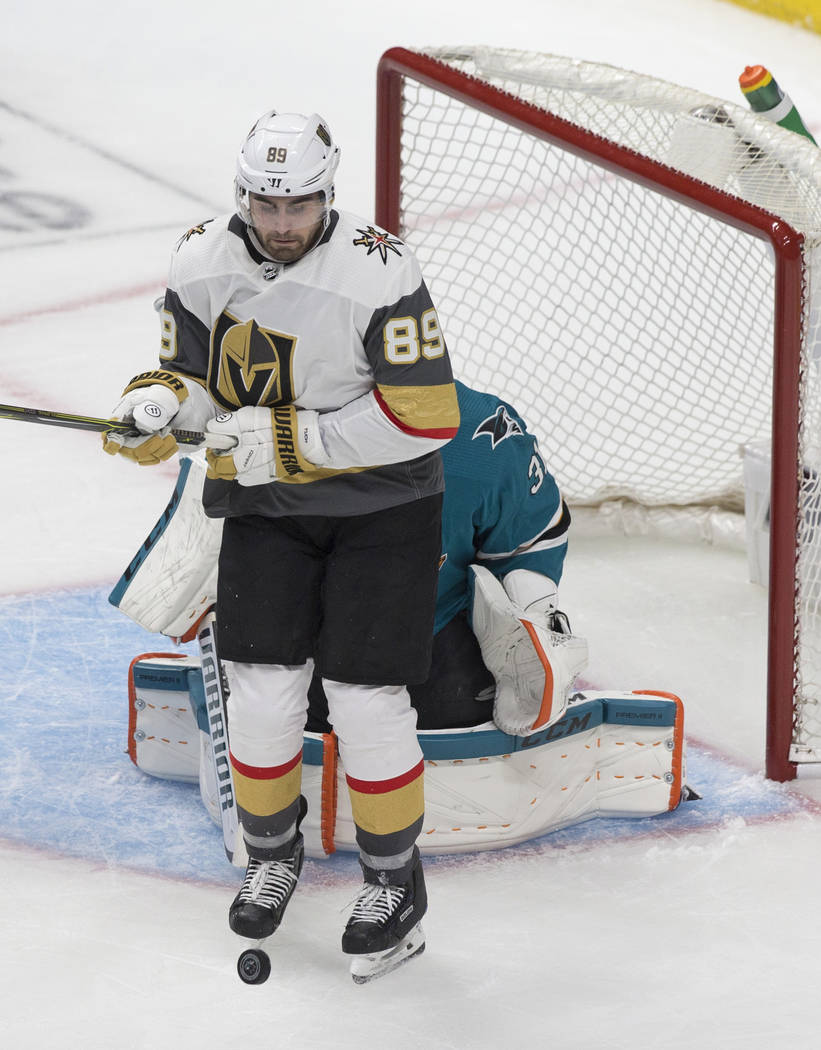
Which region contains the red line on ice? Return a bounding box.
[0,278,163,328]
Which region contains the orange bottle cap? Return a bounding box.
[739,65,771,91]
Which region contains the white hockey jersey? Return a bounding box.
[158,210,460,517]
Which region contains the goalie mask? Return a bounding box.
[234,110,340,232]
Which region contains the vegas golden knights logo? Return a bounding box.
[208,311,296,409]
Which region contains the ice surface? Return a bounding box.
[2,1,821,1046]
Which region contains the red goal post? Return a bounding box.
[374,46,821,781]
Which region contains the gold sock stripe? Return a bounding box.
[230,751,303,818]
[346,763,425,836]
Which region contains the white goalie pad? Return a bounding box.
[471,564,588,735]
[301,689,687,857]
[128,652,243,861]
[127,653,202,783]
[127,656,688,861]
[109,454,222,640]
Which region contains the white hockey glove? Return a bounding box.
[471,565,588,737]
[204,404,327,486]
[102,369,188,465]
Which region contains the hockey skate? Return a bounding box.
[230,798,306,985]
[342,850,427,984]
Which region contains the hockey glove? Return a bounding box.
[204,404,326,486]
[102,370,188,465]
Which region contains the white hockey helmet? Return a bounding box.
[234,110,340,224]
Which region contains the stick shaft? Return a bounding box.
[0,402,204,445]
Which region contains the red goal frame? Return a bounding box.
[375,46,804,781]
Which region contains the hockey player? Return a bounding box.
[307,378,586,736]
[102,110,460,982]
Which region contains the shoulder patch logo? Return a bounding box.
[353,225,403,264]
[175,219,214,251]
[473,406,524,448]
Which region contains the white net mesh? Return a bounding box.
[387,46,821,763]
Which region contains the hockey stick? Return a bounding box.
[0,402,205,445]
[196,609,246,867]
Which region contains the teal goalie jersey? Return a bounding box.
[435,381,569,633]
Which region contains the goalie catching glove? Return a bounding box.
[204,404,328,486]
[471,565,588,736]
[102,370,188,465]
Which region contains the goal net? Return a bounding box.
[375,46,821,780]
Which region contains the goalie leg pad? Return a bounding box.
[470,565,588,736]
[297,689,687,857]
[132,657,688,858]
[127,654,204,783]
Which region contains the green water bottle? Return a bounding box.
[739,65,817,145]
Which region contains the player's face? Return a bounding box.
[248,192,326,262]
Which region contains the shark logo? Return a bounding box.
[472,406,524,448]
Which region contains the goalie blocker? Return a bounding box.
[128,654,688,860]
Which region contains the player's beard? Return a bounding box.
[257,219,324,263]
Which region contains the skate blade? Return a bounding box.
[349,924,425,985]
